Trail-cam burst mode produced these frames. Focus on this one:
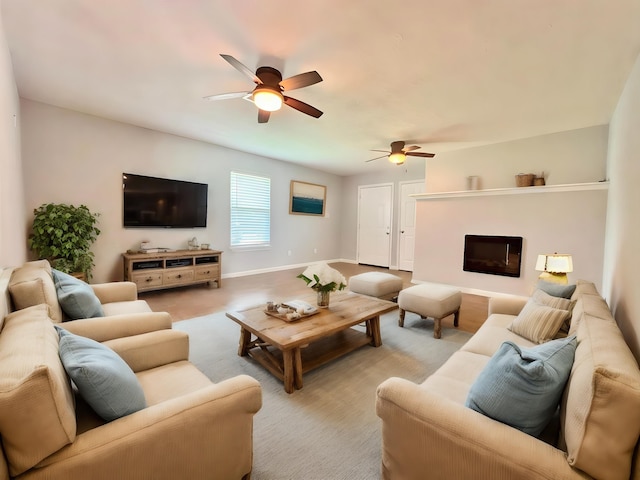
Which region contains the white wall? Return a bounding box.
[413,126,609,296]
[426,125,608,192]
[603,52,640,362]
[0,8,26,268]
[340,159,426,268]
[20,100,344,283]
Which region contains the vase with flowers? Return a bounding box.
[297,262,347,307]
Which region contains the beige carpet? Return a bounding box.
[174,310,471,480]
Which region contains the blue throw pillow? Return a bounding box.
[536,280,577,299]
[56,327,146,421]
[52,269,104,319]
[465,336,577,436]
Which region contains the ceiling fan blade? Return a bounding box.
[283,96,323,118]
[258,109,270,123]
[220,54,262,84]
[403,145,421,152]
[203,91,251,101]
[279,71,323,91]
[365,154,389,163]
[371,149,391,153]
[406,151,436,158]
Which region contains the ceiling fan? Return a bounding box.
[366,141,435,165]
[204,54,323,123]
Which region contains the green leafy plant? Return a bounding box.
[28,203,101,280]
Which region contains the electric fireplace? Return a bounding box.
[463,235,523,277]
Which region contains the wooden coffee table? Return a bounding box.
[225,291,397,393]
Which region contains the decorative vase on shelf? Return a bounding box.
[317,290,330,308]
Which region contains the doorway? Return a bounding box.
[357,183,393,267]
[397,180,425,271]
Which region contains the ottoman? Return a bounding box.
[348,272,403,301]
[398,283,461,339]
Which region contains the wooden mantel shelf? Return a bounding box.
[412,181,609,200]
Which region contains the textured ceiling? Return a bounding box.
[3,0,640,175]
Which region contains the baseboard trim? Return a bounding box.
[221,258,355,279]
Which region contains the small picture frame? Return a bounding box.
[289,180,326,216]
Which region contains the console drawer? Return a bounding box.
[195,264,219,281]
[131,272,163,289]
[163,269,194,285]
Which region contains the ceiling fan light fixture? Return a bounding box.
[389,152,406,165]
[252,86,283,112]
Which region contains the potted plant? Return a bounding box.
[28,203,101,281]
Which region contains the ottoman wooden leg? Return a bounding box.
[434,318,442,339]
[399,309,406,327]
[454,308,460,328]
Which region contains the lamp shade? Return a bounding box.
[252,86,283,112]
[389,152,405,165]
[535,254,573,273]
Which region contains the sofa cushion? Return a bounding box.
[571,279,599,299]
[0,305,76,476]
[102,299,153,316]
[52,269,104,320]
[460,313,538,357]
[532,288,574,312]
[421,350,491,404]
[532,288,575,335]
[466,336,576,437]
[560,311,640,480]
[508,297,570,344]
[536,280,576,299]
[8,261,63,322]
[136,360,214,406]
[568,293,612,337]
[56,327,147,421]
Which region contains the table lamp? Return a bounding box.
[535,253,573,284]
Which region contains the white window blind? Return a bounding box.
[230,171,271,248]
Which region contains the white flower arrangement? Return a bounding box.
[297,262,347,293]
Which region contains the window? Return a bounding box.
[230,172,271,248]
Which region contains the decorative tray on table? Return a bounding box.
[264,300,320,322]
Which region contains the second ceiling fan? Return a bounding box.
[204,54,323,123]
[366,141,435,165]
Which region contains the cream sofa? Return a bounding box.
[0,264,262,479]
[376,281,640,480]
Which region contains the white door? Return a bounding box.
[398,181,425,271]
[357,184,393,267]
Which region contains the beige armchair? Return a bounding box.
[7,260,171,340]
[0,266,263,479]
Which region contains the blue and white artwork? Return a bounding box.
[290,181,326,216]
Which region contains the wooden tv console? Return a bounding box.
[122,249,222,293]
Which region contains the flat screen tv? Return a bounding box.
[463,235,523,277]
[122,173,208,228]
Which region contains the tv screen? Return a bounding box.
[463,235,523,277]
[122,173,208,228]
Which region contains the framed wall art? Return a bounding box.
[289,180,326,216]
